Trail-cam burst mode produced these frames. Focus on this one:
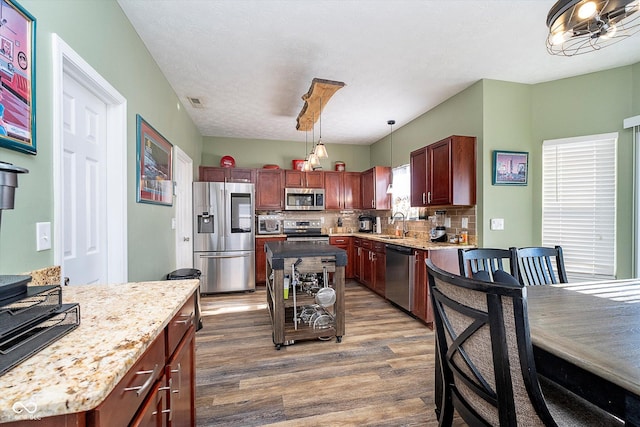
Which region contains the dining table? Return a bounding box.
[527,279,640,427]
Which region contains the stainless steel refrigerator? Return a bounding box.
[193,181,255,293]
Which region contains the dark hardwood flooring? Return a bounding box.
[195,280,465,426]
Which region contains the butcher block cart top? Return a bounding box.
[265,241,347,349]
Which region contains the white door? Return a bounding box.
[62,73,108,285]
[174,146,193,268]
[52,34,127,286]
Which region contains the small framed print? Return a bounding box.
[492,150,528,186]
[136,115,173,205]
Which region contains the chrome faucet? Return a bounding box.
[391,212,408,237]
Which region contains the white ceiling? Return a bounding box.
[117,0,640,146]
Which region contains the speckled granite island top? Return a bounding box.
[0,279,199,423]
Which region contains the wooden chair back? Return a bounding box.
[426,259,556,426]
[458,248,518,281]
[513,246,568,286]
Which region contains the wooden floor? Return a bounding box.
[195,280,465,426]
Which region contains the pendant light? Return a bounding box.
[314,97,329,159]
[308,113,320,168]
[386,120,395,194]
[302,130,313,171]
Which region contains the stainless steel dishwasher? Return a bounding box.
[385,244,415,311]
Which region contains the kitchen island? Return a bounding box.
[266,241,347,349]
[0,278,199,425]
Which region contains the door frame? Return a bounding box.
[51,34,128,284]
[173,145,193,268]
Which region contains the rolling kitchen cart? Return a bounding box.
[265,241,346,349]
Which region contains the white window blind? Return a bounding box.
[542,133,617,281]
[391,165,419,220]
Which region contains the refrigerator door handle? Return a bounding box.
[198,253,252,259]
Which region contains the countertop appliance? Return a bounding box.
[358,215,374,233]
[430,210,447,243]
[193,181,255,293]
[385,244,414,312]
[284,188,325,211]
[257,214,282,235]
[284,219,329,242]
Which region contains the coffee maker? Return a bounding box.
[358,215,374,233]
[430,210,447,242]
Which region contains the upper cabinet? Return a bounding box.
[284,170,324,188]
[256,169,284,210]
[324,171,361,210]
[410,135,476,207]
[361,166,391,210]
[199,166,255,183]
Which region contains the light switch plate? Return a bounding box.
[444,217,451,228]
[490,218,505,230]
[461,217,469,229]
[36,222,51,251]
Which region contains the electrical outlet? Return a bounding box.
[490,218,505,230]
[36,222,51,251]
[461,217,469,229]
[444,217,451,228]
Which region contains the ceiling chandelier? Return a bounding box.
[546,0,640,56]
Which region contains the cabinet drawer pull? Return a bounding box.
[427,191,432,204]
[171,363,182,396]
[422,193,426,204]
[123,364,160,396]
[174,312,194,325]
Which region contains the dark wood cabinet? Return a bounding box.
[329,236,353,278]
[255,237,286,284]
[410,135,476,207]
[284,170,323,188]
[357,238,385,296]
[353,238,362,280]
[256,169,284,210]
[361,166,391,210]
[344,172,361,210]
[324,171,361,210]
[412,248,458,327]
[166,329,195,426]
[324,171,343,210]
[199,166,255,183]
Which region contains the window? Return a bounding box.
[391,164,419,219]
[542,133,617,281]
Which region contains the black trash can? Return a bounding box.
[167,268,203,331]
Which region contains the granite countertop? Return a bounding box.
[257,232,474,251]
[0,279,199,422]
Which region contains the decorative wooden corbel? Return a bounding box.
[296,78,345,131]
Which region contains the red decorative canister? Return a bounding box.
[335,161,345,171]
[292,159,305,171]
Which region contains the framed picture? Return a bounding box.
[136,115,173,205]
[0,0,36,155]
[492,150,528,185]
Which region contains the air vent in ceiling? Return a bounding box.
[187,97,205,109]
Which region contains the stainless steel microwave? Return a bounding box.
[284,188,325,211]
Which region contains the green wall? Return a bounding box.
[201,137,370,173]
[482,80,533,248]
[0,0,203,280]
[531,65,636,278]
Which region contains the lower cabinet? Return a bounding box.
[329,236,353,279]
[91,294,196,426]
[356,238,385,296]
[256,237,286,284]
[412,249,458,327]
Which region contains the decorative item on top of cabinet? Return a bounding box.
[284,170,324,188]
[410,135,476,207]
[199,166,255,183]
[256,169,284,210]
[361,166,391,210]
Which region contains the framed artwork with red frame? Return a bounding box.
[136,114,173,205]
[0,0,36,155]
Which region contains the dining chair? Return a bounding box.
[426,259,622,427]
[513,246,568,286]
[457,248,518,282]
